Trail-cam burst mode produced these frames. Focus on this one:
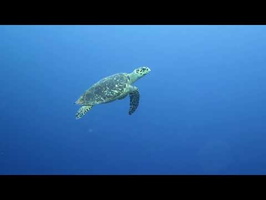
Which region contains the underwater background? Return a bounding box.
[1,25,266,175]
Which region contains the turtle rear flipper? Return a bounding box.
[129,87,139,115]
[76,105,93,119]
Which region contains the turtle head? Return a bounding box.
[129,66,151,83]
[133,66,151,77]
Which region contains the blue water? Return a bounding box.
[1,25,266,175]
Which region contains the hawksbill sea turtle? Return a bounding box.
[74,66,151,119]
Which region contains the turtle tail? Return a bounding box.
[75,105,93,119]
[75,96,85,105]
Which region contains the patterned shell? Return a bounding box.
[80,73,130,105]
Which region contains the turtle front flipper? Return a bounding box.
[129,86,139,115]
[76,105,93,119]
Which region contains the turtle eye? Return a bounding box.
[141,67,148,72]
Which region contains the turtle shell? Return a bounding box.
[78,73,130,105]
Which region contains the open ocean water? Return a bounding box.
[0,25,266,175]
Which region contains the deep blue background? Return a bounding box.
[1,25,266,175]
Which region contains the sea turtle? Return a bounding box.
[75,66,151,119]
